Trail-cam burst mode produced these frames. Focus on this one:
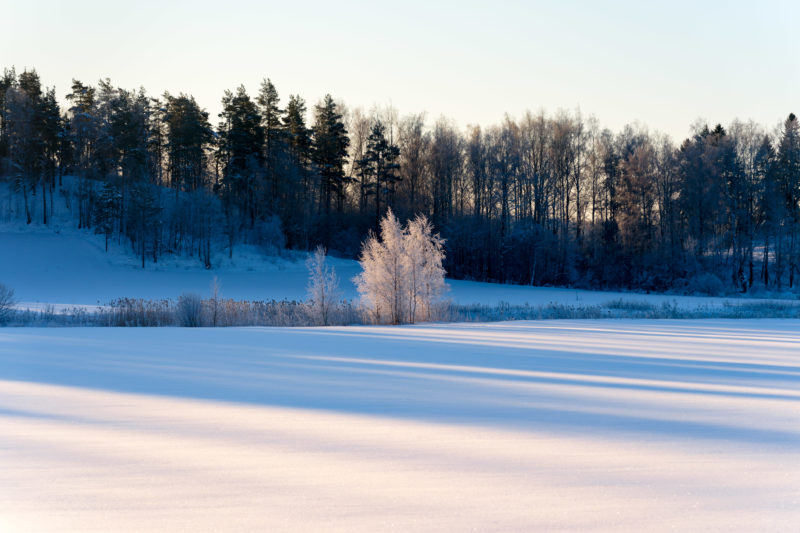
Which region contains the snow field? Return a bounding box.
[1,320,799,531]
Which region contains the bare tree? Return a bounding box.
[397,113,430,215]
[0,283,17,324]
[306,245,340,326]
[209,276,222,327]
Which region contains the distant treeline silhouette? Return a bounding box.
[1,66,798,294]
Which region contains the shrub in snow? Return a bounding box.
[8,294,800,327]
[105,298,174,327]
[207,277,222,327]
[685,273,725,296]
[0,283,16,323]
[253,215,287,256]
[306,245,341,326]
[603,299,656,312]
[354,209,447,324]
[177,293,204,327]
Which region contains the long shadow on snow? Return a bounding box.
[2,323,799,449]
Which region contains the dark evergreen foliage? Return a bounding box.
[312,94,349,214]
[358,120,400,228]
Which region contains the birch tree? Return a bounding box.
[354,209,446,324]
[306,245,341,326]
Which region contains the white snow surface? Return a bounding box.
[1,221,796,310]
[2,320,799,531]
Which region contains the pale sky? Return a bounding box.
[3,0,798,141]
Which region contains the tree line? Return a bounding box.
[1,66,798,293]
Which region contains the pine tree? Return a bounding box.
[217,85,265,227]
[94,180,121,251]
[359,120,400,229]
[163,93,213,192]
[775,113,800,287]
[282,94,314,242]
[283,94,311,161]
[92,79,119,182]
[40,87,62,224]
[755,135,777,286]
[65,79,98,228]
[128,182,161,268]
[0,67,17,175]
[5,70,46,224]
[312,94,350,213]
[5,72,62,225]
[257,79,283,207]
[65,79,96,176]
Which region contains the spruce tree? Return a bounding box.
[283,94,312,163]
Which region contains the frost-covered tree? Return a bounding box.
[306,245,340,326]
[0,283,15,323]
[354,209,405,324]
[405,214,446,322]
[354,209,446,324]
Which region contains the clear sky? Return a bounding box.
[3,0,798,141]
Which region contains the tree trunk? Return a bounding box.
[22,180,31,224]
[41,179,47,225]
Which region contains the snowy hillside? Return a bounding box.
[2,221,797,311]
[2,320,798,531]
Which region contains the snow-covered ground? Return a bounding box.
[2,222,796,311]
[1,320,798,531]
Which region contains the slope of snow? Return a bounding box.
[1,320,799,531]
[0,226,336,306]
[2,222,796,311]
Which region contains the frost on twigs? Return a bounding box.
[354,209,447,325]
[177,293,203,327]
[306,245,341,326]
[0,283,16,324]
